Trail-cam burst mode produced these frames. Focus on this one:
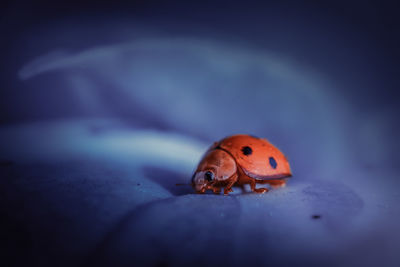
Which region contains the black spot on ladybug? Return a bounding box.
[269,157,277,169]
[241,146,253,155]
[312,214,321,219]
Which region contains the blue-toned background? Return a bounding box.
[1,1,399,266]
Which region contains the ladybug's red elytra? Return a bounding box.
[192,134,292,195]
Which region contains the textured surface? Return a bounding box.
[0,121,399,267]
[1,3,399,266]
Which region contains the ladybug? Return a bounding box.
[192,134,292,195]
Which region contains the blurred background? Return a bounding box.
[0,1,399,266]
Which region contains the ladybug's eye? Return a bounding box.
[204,171,214,181]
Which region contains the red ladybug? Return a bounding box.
[192,134,292,195]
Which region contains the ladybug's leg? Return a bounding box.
[249,179,269,194]
[206,181,221,194]
[266,179,286,189]
[223,174,238,195]
[212,187,221,194]
[223,181,235,195]
[196,188,206,194]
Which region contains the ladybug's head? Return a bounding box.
[191,170,215,193]
[191,149,237,193]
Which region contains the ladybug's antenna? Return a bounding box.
[175,183,191,186]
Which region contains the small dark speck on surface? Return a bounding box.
[312,214,322,219]
[137,183,141,186]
